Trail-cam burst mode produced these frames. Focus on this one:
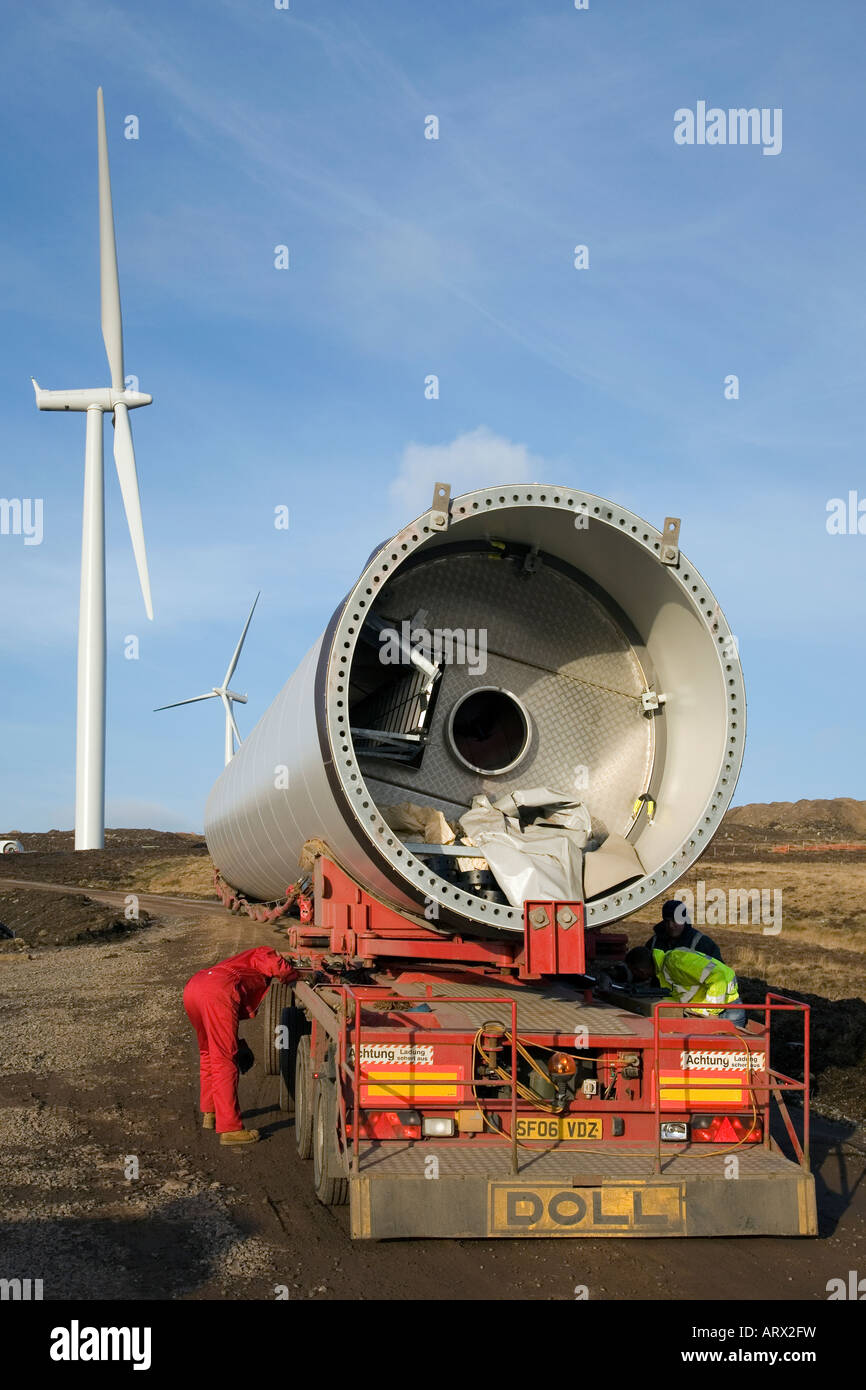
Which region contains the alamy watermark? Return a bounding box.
[0,1277,43,1300]
[674,103,782,157]
[826,1270,866,1300]
[671,882,782,935]
[379,620,487,676]
[49,1323,152,1370]
[0,498,43,545]
[826,492,866,535]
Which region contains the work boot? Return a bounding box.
[219,1128,260,1146]
[202,1112,216,1130]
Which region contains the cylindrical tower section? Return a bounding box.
[205,485,745,935]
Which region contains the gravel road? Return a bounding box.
[1,893,864,1301]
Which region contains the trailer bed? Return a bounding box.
[385,976,645,1035]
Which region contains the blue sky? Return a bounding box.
[1,0,863,832]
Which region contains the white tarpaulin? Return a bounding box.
[582,831,643,899]
[459,788,592,907]
[380,801,457,845]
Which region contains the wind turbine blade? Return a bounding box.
[154,694,219,711]
[223,591,260,688]
[220,691,242,744]
[113,401,153,620]
[97,88,124,391]
[220,691,241,765]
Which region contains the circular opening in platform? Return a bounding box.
[447,687,531,775]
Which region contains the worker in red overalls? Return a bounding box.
[183,946,299,1145]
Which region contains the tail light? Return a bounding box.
[348,1110,422,1140]
[691,1114,762,1143]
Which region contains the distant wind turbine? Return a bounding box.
[155,594,260,766]
[31,88,153,851]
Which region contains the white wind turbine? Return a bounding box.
[155,594,260,766]
[32,88,153,852]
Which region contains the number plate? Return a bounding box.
[515,1116,602,1141]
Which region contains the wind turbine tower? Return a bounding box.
[32,88,153,851]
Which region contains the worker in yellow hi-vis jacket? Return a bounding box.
[624,945,746,1027]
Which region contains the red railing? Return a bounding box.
[316,986,811,1181]
[650,994,810,1173]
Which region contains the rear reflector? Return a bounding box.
[691,1114,762,1143]
[350,1110,422,1140]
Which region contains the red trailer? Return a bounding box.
[226,853,817,1241]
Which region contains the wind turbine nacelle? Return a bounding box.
[31,380,152,412]
[205,484,746,938]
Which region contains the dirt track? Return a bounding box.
[1,891,864,1301]
[0,877,221,916]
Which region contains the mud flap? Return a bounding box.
[349,1171,817,1240]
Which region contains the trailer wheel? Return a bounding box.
[262,981,294,1074]
[294,1035,314,1159]
[312,1078,349,1206]
[278,1005,309,1113]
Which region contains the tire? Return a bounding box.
[262,981,294,1074]
[294,1035,314,1159]
[2,844,17,854]
[278,1005,309,1114]
[312,1077,349,1206]
[278,1066,292,1114]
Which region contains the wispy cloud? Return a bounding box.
[390,427,543,514]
